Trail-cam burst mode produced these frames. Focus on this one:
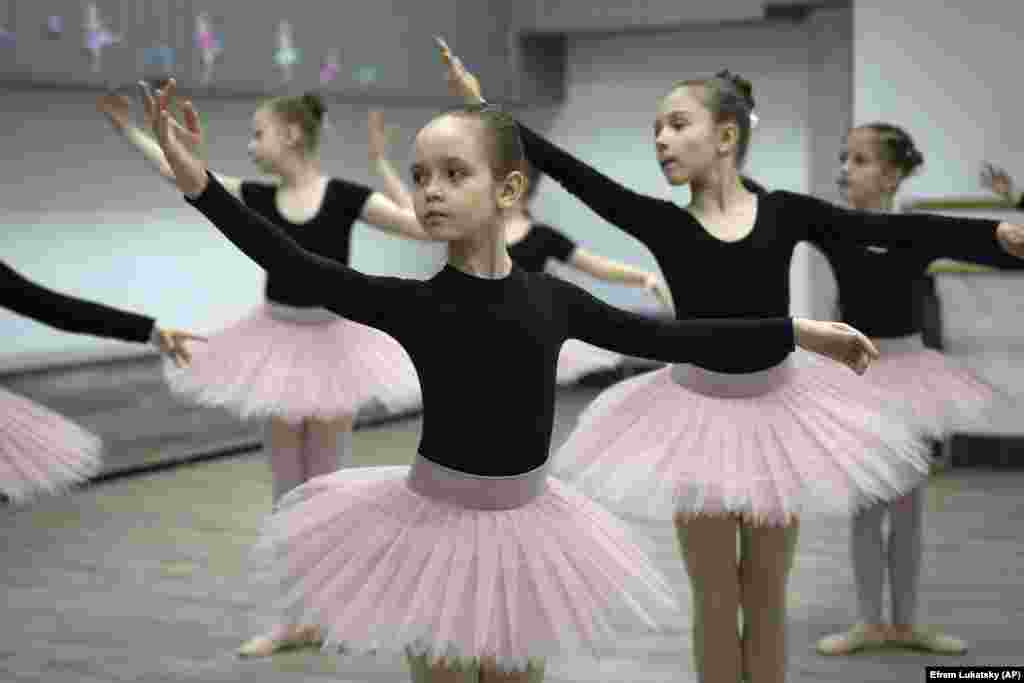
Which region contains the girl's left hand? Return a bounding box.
[367,110,393,162]
[152,327,207,368]
[642,274,674,312]
[996,222,1024,259]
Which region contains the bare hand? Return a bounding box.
[997,222,1024,259]
[96,91,132,130]
[981,162,1014,201]
[793,319,879,375]
[144,78,209,197]
[367,110,393,161]
[153,327,207,368]
[435,36,483,104]
[642,274,674,313]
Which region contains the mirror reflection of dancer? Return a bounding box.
[148,75,880,683]
[98,83,432,657]
[981,163,1024,209]
[319,48,340,86]
[1,260,200,504]
[194,12,222,86]
[83,2,119,73]
[368,110,673,386]
[274,20,298,85]
[812,125,1024,656]
[440,39,1024,683]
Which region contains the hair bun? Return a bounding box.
[302,92,326,121]
[715,69,755,109]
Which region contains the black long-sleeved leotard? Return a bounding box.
[517,123,1008,371]
[240,178,372,307]
[507,222,577,273]
[2,260,155,343]
[185,172,796,476]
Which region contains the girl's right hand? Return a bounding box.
[144,78,208,197]
[435,36,484,105]
[96,92,132,130]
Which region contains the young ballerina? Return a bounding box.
[98,87,432,657]
[147,76,879,683]
[981,162,1024,208]
[1,259,199,503]
[368,110,674,385]
[815,124,1024,656]
[441,42,1024,683]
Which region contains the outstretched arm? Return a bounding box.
[568,247,673,312]
[554,276,876,375]
[790,191,1024,265]
[1,261,203,367]
[360,110,432,241]
[150,80,411,335]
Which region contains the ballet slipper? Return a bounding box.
[815,623,888,655]
[237,623,323,657]
[886,626,968,654]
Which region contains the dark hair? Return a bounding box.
[439,104,525,180]
[671,70,756,167]
[860,122,924,177]
[741,175,767,195]
[263,91,326,155]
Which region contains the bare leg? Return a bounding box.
[266,416,307,507]
[738,520,798,683]
[675,514,742,683]
[304,413,355,480]
[238,417,320,658]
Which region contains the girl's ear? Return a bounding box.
[717,120,739,157]
[496,170,526,209]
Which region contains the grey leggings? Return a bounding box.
[850,484,924,625]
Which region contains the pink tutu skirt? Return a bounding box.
[0,387,102,503]
[165,302,421,424]
[553,350,932,526]
[256,453,679,671]
[555,340,623,386]
[867,335,994,439]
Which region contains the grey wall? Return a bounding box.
[523,0,763,32]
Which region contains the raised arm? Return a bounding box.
[150,81,410,334]
[368,110,414,210]
[554,276,877,375]
[97,87,245,200]
[437,37,672,248]
[786,191,1024,265]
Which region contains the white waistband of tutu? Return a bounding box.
[406,453,550,510]
[670,357,794,398]
[871,333,924,355]
[264,301,338,324]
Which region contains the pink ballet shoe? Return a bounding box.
[887,626,968,654]
[237,624,323,658]
[815,623,888,655]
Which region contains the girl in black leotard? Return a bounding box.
[1,260,199,503]
[147,76,877,683]
[816,125,1024,657]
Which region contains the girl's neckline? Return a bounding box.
[272,176,331,226]
[685,193,761,245]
